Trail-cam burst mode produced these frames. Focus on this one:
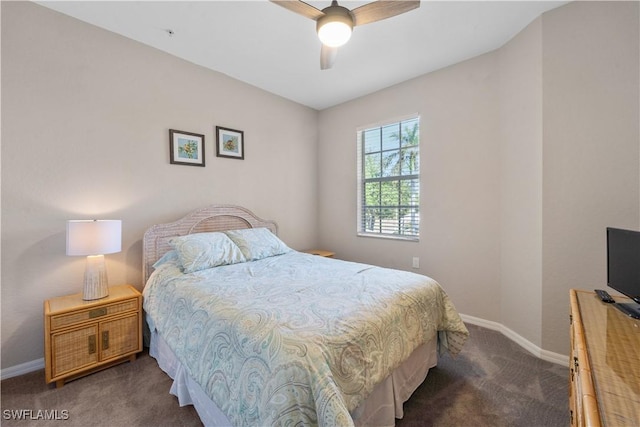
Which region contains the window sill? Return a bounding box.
[357,232,419,242]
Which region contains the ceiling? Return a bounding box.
[36,1,568,110]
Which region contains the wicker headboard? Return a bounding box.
[142,204,278,284]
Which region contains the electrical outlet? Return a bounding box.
[412,257,420,269]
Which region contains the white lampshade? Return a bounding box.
[66,220,122,256]
[66,220,121,300]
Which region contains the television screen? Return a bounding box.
[607,227,640,304]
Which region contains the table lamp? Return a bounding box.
[66,219,122,300]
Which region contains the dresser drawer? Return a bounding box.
[50,298,138,331]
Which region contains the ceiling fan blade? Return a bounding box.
[351,1,420,26]
[270,0,325,21]
[320,44,337,70]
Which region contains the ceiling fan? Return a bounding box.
[271,0,420,70]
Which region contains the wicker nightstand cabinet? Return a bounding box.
[44,284,142,388]
[303,249,335,258]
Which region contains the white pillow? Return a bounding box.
[224,228,290,261]
[169,232,246,273]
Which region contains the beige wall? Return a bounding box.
[541,1,639,353]
[318,52,503,322]
[1,2,318,369]
[318,1,639,355]
[498,17,543,347]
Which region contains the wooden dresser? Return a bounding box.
[569,289,640,426]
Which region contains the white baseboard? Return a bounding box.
[460,313,569,366]
[1,358,44,380]
[0,315,569,380]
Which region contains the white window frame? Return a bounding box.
[356,114,420,241]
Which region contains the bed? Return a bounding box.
[142,204,469,426]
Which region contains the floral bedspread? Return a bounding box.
[143,251,468,426]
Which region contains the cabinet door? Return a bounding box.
[52,325,99,377]
[100,313,139,361]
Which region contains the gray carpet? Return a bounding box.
[1,324,568,426]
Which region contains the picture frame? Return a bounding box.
[169,129,205,167]
[216,126,244,160]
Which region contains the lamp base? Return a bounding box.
[83,255,109,300]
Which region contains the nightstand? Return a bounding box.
[303,249,335,258]
[44,284,142,388]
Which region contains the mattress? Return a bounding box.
[143,250,468,426]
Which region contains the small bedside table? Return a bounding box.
[303,249,335,258]
[44,284,142,388]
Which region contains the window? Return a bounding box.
[357,116,420,240]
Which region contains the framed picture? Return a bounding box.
[216,126,244,160]
[169,129,205,167]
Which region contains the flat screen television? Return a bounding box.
[607,227,640,319]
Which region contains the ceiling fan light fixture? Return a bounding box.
[317,5,353,47]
